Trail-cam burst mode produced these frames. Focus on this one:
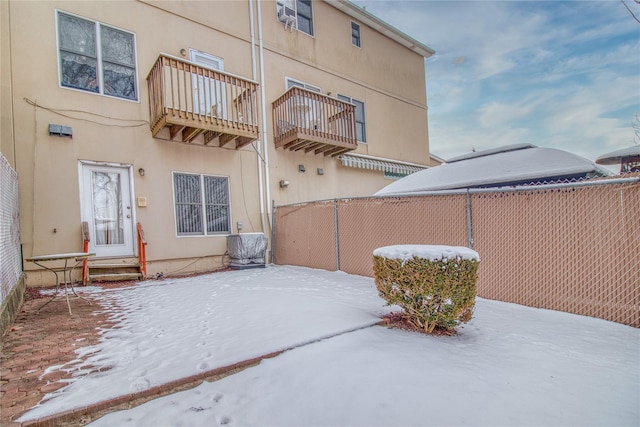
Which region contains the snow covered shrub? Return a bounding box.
[373,245,480,334]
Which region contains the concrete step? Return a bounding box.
[87,263,142,283]
[89,272,142,282]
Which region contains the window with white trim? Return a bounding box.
[173,173,231,236]
[337,94,366,142]
[351,22,361,47]
[56,11,138,101]
[276,0,314,36]
[286,77,321,93]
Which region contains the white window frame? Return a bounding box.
[172,172,232,237]
[351,21,361,48]
[276,0,314,36]
[337,94,367,143]
[285,77,321,93]
[55,10,139,102]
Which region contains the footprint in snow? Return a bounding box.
[130,377,150,391]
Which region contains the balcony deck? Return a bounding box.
[272,87,357,157]
[147,54,259,148]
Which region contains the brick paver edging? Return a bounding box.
[9,320,385,426]
[11,350,282,427]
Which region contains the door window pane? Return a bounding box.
[92,171,124,245]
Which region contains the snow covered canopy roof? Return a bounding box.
[595,145,640,165]
[375,144,612,196]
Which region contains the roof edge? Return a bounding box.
[323,0,435,58]
[446,143,536,163]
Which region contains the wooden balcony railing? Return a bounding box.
[272,87,357,157]
[147,54,259,148]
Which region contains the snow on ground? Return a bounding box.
[19,266,640,426]
[19,266,385,421]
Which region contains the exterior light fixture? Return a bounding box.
[138,168,145,176]
[298,164,306,172]
[279,180,290,188]
[317,168,324,175]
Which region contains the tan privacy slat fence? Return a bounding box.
[273,177,640,327]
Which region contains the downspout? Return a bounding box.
[256,0,272,234]
[248,0,267,235]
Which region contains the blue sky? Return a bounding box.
[353,0,640,165]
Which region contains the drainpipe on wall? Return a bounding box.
[256,0,273,234]
[248,0,267,236]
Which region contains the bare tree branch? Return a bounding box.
[621,0,640,24]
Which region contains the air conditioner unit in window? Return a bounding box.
[277,7,297,31]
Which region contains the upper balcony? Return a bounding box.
[147,54,259,148]
[272,87,357,157]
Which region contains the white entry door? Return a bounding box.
[190,49,227,119]
[80,163,135,257]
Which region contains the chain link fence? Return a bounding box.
[0,154,22,306]
[273,176,640,327]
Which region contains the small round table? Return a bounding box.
[26,252,96,315]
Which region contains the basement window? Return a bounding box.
[173,173,231,236]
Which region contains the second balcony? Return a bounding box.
[272,87,358,157]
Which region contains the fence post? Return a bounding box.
[270,199,276,265]
[466,189,474,249]
[334,198,340,271]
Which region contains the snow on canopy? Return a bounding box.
[375,144,612,196]
[595,145,640,165]
[373,244,480,262]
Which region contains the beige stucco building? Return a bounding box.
[1,0,437,286]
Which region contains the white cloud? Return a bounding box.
[477,101,534,128]
[355,0,640,164]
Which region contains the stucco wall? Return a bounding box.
[6,0,433,285]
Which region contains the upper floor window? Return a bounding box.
[286,77,321,93]
[351,22,361,47]
[56,11,138,101]
[173,173,231,236]
[337,95,366,143]
[276,0,314,36]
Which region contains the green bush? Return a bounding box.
[373,246,479,334]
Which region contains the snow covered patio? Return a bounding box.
[13,265,640,426]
